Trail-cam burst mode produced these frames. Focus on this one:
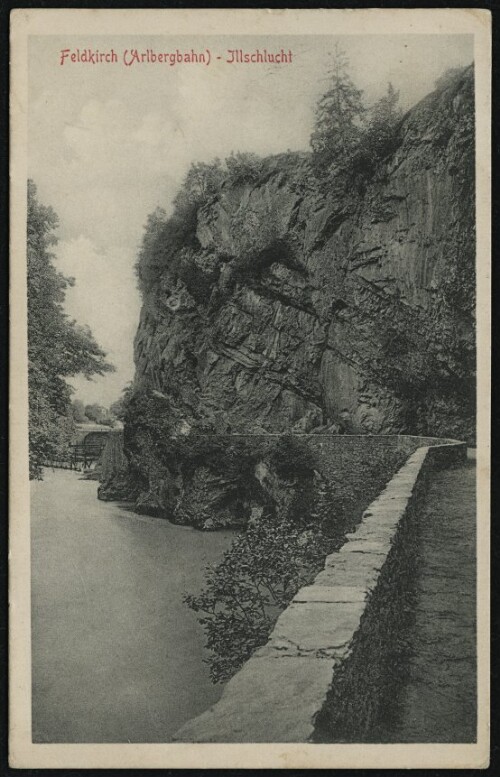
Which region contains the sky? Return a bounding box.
[29,34,473,406]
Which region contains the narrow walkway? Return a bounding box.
[384,454,477,742]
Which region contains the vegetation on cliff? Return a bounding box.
[136,50,404,301]
[310,45,365,174]
[27,181,113,478]
[105,60,476,514]
[130,62,474,446]
[98,60,476,682]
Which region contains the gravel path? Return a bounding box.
[383,455,477,742]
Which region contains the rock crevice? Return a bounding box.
[131,67,474,442]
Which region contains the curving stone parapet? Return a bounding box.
[173,436,466,743]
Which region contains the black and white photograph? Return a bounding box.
[9,7,490,770]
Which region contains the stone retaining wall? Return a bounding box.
[173,436,466,743]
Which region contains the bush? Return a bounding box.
[185,512,335,682]
[175,159,225,207]
[225,151,265,186]
[183,437,410,684]
[136,159,226,295]
[268,435,317,480]
[136,200,200,294]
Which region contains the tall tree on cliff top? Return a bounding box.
[310,44,365,174]
[27,180,114,478]
[364,82,402,160]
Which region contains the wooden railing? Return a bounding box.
[42,437,109,471]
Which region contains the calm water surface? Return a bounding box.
[31,468,234,743]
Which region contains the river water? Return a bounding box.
[31,468,234,743]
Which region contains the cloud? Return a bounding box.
[53,235,141,404]
[28,34,473,406]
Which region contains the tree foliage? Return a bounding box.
[27,180,113,477]
[83,403,113,425]
[311,47,402,185]
[136,150,305,302]
[109,383,134,421]
[363,83,402,162]
[135,158,226,296]
[71,399,87,422]
[225,151,265,186]
[174,159,225,207]
[310,45,365,174]
[185,511,335,683]
[268,435,317,480]
[71,397,123,425]
[135,204,199,294]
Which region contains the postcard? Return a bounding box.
[9,7,490,769]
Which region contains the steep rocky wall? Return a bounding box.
[98,432,413,530]
[132,67,475,443]
[98,429,460,532]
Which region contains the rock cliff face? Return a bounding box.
[131,67,475,443]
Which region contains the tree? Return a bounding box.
[71,398,87,422]
[177,159,224,205]
[363,82,402,161]
[27,180,114,478]
[310,44,365,174]
[109,398,125,421]
[225,152,264,185]
[434,66,465,92]
[84,403,108,424]
[135,202,199,294]
[109,382,134,421]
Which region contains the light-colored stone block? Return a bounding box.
[340,539,390,555]
[313,565,380,592]
[270,600,365,653]
[323,553,384,580]
[292,585,367,603]
[173,656,338,742]
[345,519,399,540]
